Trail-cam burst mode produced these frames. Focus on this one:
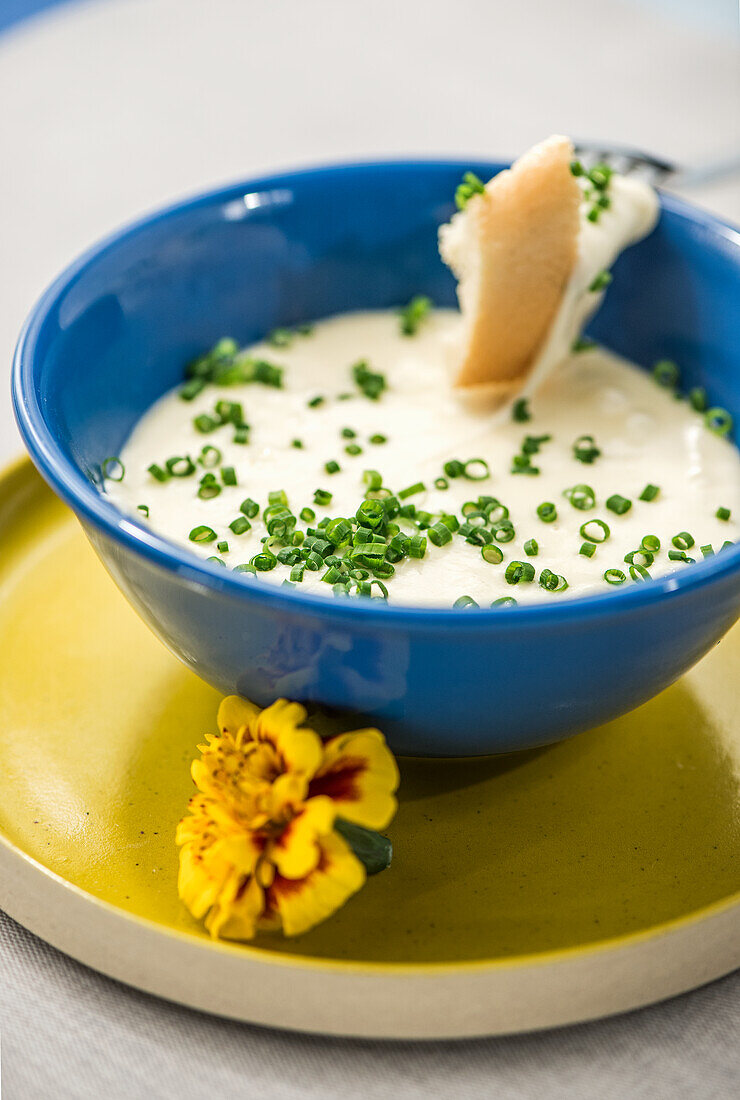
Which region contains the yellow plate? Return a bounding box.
[0,459,738,1038]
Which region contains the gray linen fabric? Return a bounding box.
[1,910,738,1099]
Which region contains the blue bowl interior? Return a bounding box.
[30,159,740,490]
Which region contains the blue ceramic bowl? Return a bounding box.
[12,160,740,755]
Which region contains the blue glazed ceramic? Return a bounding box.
[12,161,740,755]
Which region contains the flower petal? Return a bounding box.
[267,831,366,937]
[253,699,323,778]
[206,873,265,941]
[308,729,399,830]
[217,695,261,740]
[269,795,336,880]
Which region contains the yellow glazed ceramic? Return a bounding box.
[0,459,738,1038]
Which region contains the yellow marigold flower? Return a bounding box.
[176,695,399,940]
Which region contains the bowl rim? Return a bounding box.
[12,157,740,629]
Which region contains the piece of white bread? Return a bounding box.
[439,135,581,392]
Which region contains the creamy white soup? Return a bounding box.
[106,308,740,607]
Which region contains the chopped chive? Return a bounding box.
[308,395,325,408]
[229,516,251,535]
[362,469,383,491]
[537,502,557,523]
[689,387,708,412]
[399,295,432,336]
[639,483,660,502]
[408,535,427,559]
[539,568,568,592]
[588,270,612,293]
[345,443,363,456]
[491,596,517,608]
[564,483,596,511]
[580,519,610,543]
[240,498,259,518]
[197,474,221,500]
[573,435,601,464]
[180,377,206,401]
[672,531,695,551]
[291,439,304,449]
[454,170,485,210]
[491,519,516,543]
[250,551,277,572]
[217,540,229,554]
[606,494,631,515]
[505,561,535,585]
[189,525,217,543]
[290,564,305,582]
[434,477,449,491]
[428,521,453,547]
[629,564,651,582]
[705,407,733,437]
[341,427,357,439]
[523,538,538,556]
[324,460,340,475]
[481,544,504,564]
[137,504,149,518]
[369,433,387,445]
[652,359,680,389]
[300,507,316,523]
[512,398,531,423]
[604,568,626,585]
[102,456,125,482]
[221,466,237,486]
[443,459,465,478]
[701,544,714,557]
[399,481,425,500]
[716,506,731,521]
[193,413,219,433]
[352,360,386,400]
[233,563,257,576]
[463,458,490,481]
[206,556,226,567]
[641,535,661,553]
[147,463,169,483]
[572,336,596,353]
[668,550,695,563]
[198,445,222,468]
[314,489,332,507]
[722,541,735,550]
[579,542,596,557]
[453,595,479,609]
[266,327,293,348]
[625,549,654,568]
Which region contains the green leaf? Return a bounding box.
[334,818,392,876]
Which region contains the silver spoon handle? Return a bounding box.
[573,140,740,190]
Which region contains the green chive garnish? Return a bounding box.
[629,564,651,582]
[221,466,237,486]
[314,489,332,507]
[240,498,259,518]
[102,456,125,482]
[672,531,695,551]
[668,550,695,563]
[344,443,362,456]
[399,295,432,336]
[639,484,660,502]
[701,544,714,557]
[189,525,217,543]
[641,535,660,553]
[137,504,149,518]
[564,484,595,511]
[606,494,631,515]
[512,398,531,423]
[434,477,449,491]
[216,540,229,554]
[604,568,626,585]
[453,595,479,609]
[523,538,538,556]
[481,544,503,564]
[308,395,325,408]
[579,542,596,557]
[588,270,612,293]
[539,568,568,592]
[572,336,596,353]
[505,561,535,585]
[198,474,221,500]
[369,433,387,445]
[652,359,680,389]
[537,502,557,523]
[454,171,485,210]
[463,458,490,481]
[324,460,340,475]
[689,387,708,412]
[193,413,219,433]
[573,435,601,464]
[705,408,733,437]
[398,482,425,500]
[580,519,610,543]
[229,516,251,535]
[491,597,517,608]
[148,463,169,483]
[352,360,386,400]
[291,439,304,449]
[716,506,731,521]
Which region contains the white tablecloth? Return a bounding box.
[1,1,738,1095]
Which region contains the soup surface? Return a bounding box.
[107,310,740,607]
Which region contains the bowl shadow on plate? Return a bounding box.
[115,673,740,963]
